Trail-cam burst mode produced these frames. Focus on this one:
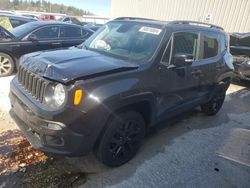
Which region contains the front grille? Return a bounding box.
[17,66,46,103]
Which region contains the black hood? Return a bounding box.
[21,48,138,83]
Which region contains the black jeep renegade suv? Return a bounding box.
[9,18,234,166]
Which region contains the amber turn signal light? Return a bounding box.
[74,89,83,105]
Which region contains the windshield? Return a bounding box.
[84,21,164,62]
[10,22,37,37]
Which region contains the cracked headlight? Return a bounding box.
[45,83,66,109]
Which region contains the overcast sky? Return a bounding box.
[45,0,111,17]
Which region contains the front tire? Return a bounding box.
[201,83,227,116]
[0,53,15,77]
[95,111,146,167]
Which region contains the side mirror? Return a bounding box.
[28,34,38,41]
[174,53,194,64]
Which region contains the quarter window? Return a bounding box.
[60,26,81,38]
[162,39,172,63]
[32,26,59,39]
[202,34,219,59]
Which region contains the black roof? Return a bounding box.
[113,17,224,31]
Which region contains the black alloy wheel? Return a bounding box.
[95,111,145,167]
[201,85,226,116]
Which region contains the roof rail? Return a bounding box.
[114,17,156,21]
[169,20,223,30]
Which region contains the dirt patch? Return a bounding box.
[0,129,88,187]
[0,129,47,175]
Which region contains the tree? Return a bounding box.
[0,0,94,16]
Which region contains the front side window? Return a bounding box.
[202,33,219,59]
[32,26,59,39]
[60,26,81,38]
[84,21,164,62]
[171,32,198,65]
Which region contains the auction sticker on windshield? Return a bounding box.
[139,26,162,35]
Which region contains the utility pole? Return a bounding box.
[40,0,43,10]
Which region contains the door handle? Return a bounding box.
[11,44,20,47]
[51,42,61,45]
[191,70,202,76]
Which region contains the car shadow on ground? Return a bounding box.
[0,86,250,187]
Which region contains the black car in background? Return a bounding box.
[0,14,36,28]
[0,22,93,76]
[230,33,250,81]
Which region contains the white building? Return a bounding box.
[111,0,250,32]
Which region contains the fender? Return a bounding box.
[216,71,233,83]
[80,78,157,126]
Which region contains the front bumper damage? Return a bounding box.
[9,77,102,156]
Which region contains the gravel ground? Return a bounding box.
[0,76,249,188]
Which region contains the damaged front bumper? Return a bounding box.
[9,78,97,156]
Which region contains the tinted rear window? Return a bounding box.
[60,26,81,38]
[202,34,219,59]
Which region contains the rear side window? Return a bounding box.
[171,32,198,62]
[60,26,81,38]
[32,26,59,39]
[202,33,219,59]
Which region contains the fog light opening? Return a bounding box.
[45,136,64,146]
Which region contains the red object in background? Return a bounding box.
[39,14,56,21]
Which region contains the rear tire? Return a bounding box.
[0,52,15,77]
[95,111,146,167]
[201,83,227,116]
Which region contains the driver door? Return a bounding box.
[157,31,201,119]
